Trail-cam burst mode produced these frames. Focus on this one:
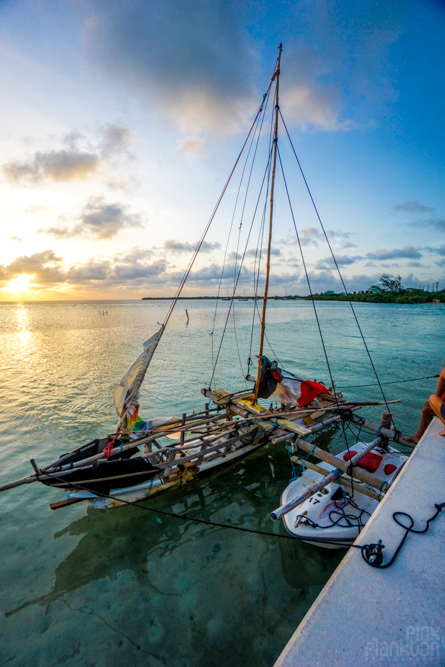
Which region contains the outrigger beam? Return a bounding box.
[292,458,381,502]
[348,414,415,449]
[270,437,383,520]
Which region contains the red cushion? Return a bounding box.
[384,464,397,476]
[343,450,383,473]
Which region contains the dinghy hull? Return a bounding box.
[280,443,407,549]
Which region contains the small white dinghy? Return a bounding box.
[276,441,407,549]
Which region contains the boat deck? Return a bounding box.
[275,417,445,666]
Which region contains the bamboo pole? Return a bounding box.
[292,458,381,502]
[288,437,390,491]
[42,412,231,472]
[271,469,341,520]
[271,437,382,519]
[349,414,415,449]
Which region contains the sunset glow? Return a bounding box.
[0,1,443,299]
[4,274,34,293]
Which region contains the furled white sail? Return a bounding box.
[113,326,164,419]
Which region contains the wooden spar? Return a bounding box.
[203,388,312,436]
[271,469,341,520]
[292,458,381,502]
[349,414,415,449]
[288,437,389,491]
[41,412,231,473]
[47,429,260,488]
[0,474,40,493]
[180,413,186,447]
[269,407,363,443]
[270,437,382,520]
[253,43,283,405]
[0,425,247,492]
[42,398,400,476]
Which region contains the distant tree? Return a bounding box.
[369,274,403,294]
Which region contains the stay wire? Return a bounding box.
[248,86,280,372]
[278,109,394,424]
[276,148,342,415]
[211,85,269,331]
[208,145,274,388]
[162,75,276,329]
[338,374,440,390]
[210,88,274,387]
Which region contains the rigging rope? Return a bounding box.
[276,147,346,421]
[208,147,274,388]
[278,109,394,424]
[43,472,445,566]
[338,374,440,390]
[210,82,273,387]
[162,76,276,330]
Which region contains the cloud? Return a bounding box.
[238,247,281,259]
[0,249,169,290]
[163,240,221,254]
[281,227,356,250]
[314,254,363,270]
[430,245,445,256]
[327,230,357,248]
[0,250,64,286]
[4,150,99,185]
[43,196,144,240]
[3,123,132,186]
[366,245,422,260]
[99,123,132,157]
[81,0,403,139]
[176,136,206,156]
[83,0,256,138]
[414,216,445,232]
[25,205,52,214]
[393,199,433,214]
[9,236,22,242]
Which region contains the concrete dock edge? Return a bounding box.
[275,418,445,667]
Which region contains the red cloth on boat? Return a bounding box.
[297,380,330,407]
[343,450,383,473]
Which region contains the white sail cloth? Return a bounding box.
[269,370,302,405]
[113,326,164,418]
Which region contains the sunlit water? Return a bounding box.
[0,299,442,666]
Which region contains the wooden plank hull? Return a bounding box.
[66,434,268,509]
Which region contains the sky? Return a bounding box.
[0,0,444,300]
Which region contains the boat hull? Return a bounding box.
[66,434,268,509]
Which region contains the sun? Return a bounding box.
[4,274,35,293]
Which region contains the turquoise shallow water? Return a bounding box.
[0,299,442,666]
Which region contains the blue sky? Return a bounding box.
[0,0,444,299]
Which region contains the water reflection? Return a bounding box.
[5,440,341,622]
[15,304,31,349]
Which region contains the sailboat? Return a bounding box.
[0,45,412,519]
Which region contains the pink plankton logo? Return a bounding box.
[365,625,441,662]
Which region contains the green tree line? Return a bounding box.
[305,274,444,304]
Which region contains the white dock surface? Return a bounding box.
[275,418,445,667]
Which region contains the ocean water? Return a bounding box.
[0,299,442,666]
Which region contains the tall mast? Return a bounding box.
[253,43,282,404]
